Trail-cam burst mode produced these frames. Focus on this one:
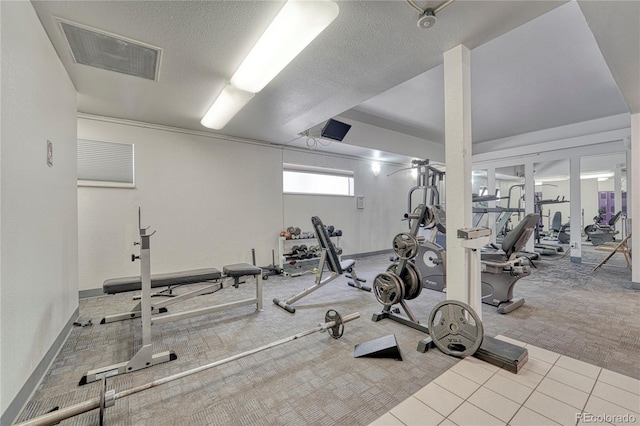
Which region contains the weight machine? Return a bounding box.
[395,161,535,313]
[585,210,622,246]
[371,203,528,370]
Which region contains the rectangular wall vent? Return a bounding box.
[57,19,161,81]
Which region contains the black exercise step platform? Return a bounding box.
[473,336,528,373]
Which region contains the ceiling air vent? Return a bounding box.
[57,19,161,81]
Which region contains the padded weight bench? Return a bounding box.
[100,264,262,324]
[481,213,539,314]
[83,262,262,385]
[273,216,369,313]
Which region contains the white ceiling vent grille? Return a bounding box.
[57,19,161,81]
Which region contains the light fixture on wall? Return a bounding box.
[371,162,381,176]
[201,0,339,130]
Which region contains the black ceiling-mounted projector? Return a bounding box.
[320,119,351,142]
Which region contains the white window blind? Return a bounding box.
[78,139,134,187]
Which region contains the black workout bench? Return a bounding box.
[100,263,262,324]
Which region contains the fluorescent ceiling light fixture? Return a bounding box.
[230,0,339,93]
[580,172,614,180]
[535,175,569,183]
[201,85,254,130]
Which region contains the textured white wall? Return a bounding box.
[1,1,78,416]
[281,149,415,257]
[77,119,427,291]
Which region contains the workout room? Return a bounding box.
[1,1,639,425]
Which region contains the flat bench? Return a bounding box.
[103,268,222,294]
[100,263,262,324]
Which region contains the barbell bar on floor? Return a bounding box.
[15,310,360,426]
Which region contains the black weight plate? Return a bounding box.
[428,300,483,358]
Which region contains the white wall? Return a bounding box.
[1,1,78,418]
[282,149,414,256]
[77,118,426,291]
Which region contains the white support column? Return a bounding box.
[524,161,535,252]
[570,156,582,263]
[487,167,497,244]
[614,164,622,233]
[631,113,639,289]
[444,45,478,314]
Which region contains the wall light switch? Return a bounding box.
[356,196,365,209]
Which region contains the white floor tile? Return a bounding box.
[433,370,482,400]
[556,355,601,379]
[447,401,505,426]
[546,365,597,393]
[522,357,554,376]
[536,377,590,410]
[509,407,562,426]
[390,396,444,426]
[369,412,406,426]
[463,355,501,374]
[591,381,640,414]
[484,373,535,405]
[524,345,561,364]
[467,386,520,422]
[414,382,464,417]
[494,335,528,347]
[583,396,640,425]
[525,391,584,425]
[598,369,640,396]
[438,419,458,426]
[450,358,496,384]
[497,366,544,389]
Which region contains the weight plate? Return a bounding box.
[386,262,422,300]
[392,233,420,260]
[416,205,435,228]
[422,250,440,268]
[428,300,483,358]
[372,272,404,306]
[325,309,344,339]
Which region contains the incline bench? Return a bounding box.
[273,215,369,313]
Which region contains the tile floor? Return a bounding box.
[369,336,640,426]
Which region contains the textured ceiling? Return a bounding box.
[30,0,638,162]
[348,1,631,144]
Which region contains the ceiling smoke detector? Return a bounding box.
[417,9,437,29]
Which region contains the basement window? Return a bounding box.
[283,163,354,196]
[77,139,135,188]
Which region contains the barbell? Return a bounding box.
[15,310,360,426]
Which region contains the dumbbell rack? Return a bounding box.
[278,235,342,276]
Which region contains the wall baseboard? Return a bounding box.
[79,288,104,299]
[1,306,79,426]
[346,249,393,259]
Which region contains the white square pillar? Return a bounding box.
[631,113,639,288]
[444,44,477,313]
[570,156,582,262]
